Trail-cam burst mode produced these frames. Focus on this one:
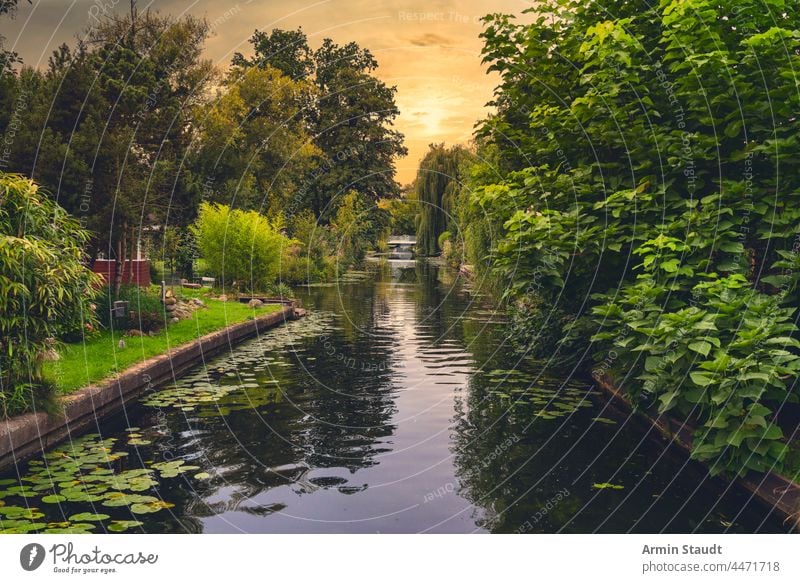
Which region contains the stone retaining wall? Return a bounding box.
[595,374,800,529]
[0,305,296,472]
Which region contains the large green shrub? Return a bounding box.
[0,173,100,415]
[474,1,800,475]
[192,202,288,292]
[282,209,336,283]
[94,284,166,333]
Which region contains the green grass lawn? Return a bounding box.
[44,298,282,393]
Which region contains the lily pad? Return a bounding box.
[107,520,144,532]
[591,417,618,425]
[68,512,110,522]
[592,482,624,490]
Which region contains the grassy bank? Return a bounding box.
[45,298,282,393]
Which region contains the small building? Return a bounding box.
[91,259,151,287]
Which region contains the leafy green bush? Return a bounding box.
[282,209,337,283]
[330,190,382,266]
[0,173,100,415]
[192,202,288,292]
[437,230,452,251]
[472,0,800,475]
[95,284,166,333]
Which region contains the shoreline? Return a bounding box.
[0,304,299,472]
[594,374,800,530]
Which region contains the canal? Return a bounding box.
[0,260,789,533]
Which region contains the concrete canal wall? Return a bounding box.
[594,374,800,529]
[0,304,298,472]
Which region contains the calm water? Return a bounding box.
[0,260,790,533]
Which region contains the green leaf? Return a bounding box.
[688,341,712,357]
[689,371,714,386]
[68,513,110,522]
[592,482,624,490]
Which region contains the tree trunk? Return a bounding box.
[114,221,128,295]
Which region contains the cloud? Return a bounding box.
[407,33,453,47]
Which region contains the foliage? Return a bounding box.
[0,432,207,533]
[3,9,213,287]
[472,0,800,475]
[0,173,100,415]
[193,65,319,213]
[416,144,469,256]
[46,297,281,392]
[192,202,288,292]
[380,186,418,235]
[235,27,407,214]
[95,284,166,333]
[330,190,384,267]
[281,209,337,283]
[437,230,452,251]
[158,227,197,279]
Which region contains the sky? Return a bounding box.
[0,0,533,185]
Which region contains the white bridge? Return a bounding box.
[387,235,416,248]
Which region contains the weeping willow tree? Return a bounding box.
[415,144,467,256]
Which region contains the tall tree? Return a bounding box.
[0,0,29,148]
[415,144,466,256]
[235,28,407,217]
[193,65,319,214]
[7,4,213,290]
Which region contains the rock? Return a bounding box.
[164,297,177,306]
[40,348,60,362]
[170,317,180,324]
[126,329,145,337]
[218,294,228,302]
[165,304,177,312]
[247,299,264,308]
[118,339,126,349]
[190,298,205,307]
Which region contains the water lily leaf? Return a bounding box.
[44,525,95,534]
[592,482,624,490]
[128,439,152,446]
[108,520,144,532]
[129,500,174,515]
[41,494,67,503]
[194,472,211,480]
[68,513,110,522]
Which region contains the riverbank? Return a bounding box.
[0,303,298,471]
[45,296,281,392]
[594,374,800,530]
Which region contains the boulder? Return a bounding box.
[39,348,60,362]
[247,299,264,308]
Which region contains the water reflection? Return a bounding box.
[0,260,790,533]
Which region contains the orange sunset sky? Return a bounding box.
[0,0,534,185]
